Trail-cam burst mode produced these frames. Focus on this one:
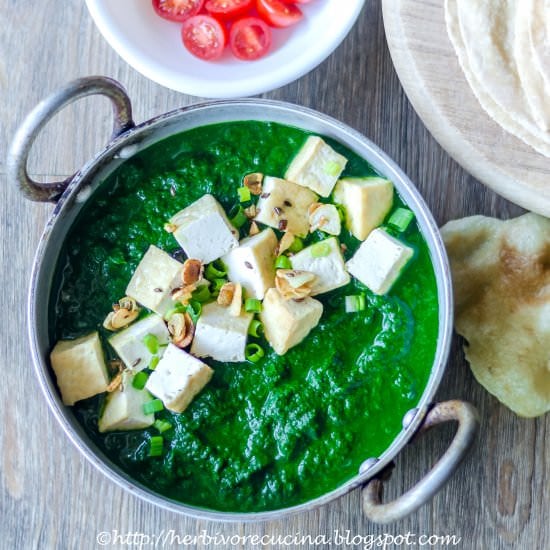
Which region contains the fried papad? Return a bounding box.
[441,213,550,417]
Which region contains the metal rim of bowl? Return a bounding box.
[27,98,453,521]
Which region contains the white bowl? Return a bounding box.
[85,0,365,98]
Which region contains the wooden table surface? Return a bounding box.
[0,1,547,549]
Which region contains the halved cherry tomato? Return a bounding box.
[205,0,253,19]
[229,17,272,60]
[256,0,303,28]
[152,0,205,22]
[182,15,227,60]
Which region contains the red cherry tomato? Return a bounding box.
[152,0,205,22]
[181,15,227,60]
[229,17,272,60]
[292,0,314,4]
[205,0,254,19]
[256,0,303,28]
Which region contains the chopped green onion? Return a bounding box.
[153,419,172,434]
[248,319,264,337]
[245,298,262,313]
[164,302,186,321]
[387,208,414,232]
[148,435,164,457]
[143,399,164,415]
[345,294,366,313]
[185,300,202,322]
[149,356,160,370]
[288,236,304,253]
[237,186,251,203]
[245,343,265,363]
[142,333,159,354]
[275,255,292,269]
[324,161,342,177]
[205,259,227,280]
[229,204,248,229]
[192,285,211,303]
[132,371,149,390]
[310,241,331,258]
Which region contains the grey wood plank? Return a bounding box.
[0,0,547,549]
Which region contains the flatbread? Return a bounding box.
[441,213,550,418]
[445,0,550,157]
[529,0,550,94]
[515,3,550,131]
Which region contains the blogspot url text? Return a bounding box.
[96,529,462,549]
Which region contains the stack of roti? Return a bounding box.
[445,0,550,157]
[441,214,550,418]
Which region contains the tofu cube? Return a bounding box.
[50,332,109,406]
[126,245,183,317]
[285,136,348,197]
[290,237,350,295]
[333,177,394,240]
[260,288,323,355]
[191,302,253,362]
[169,194,238,264]
[254,176,318,237]
[109,314,170,372]
[98,371,155,432]
[145,343,213,413]
[309,203,341,236]
[346,228,414,295]
[222,228,277,299]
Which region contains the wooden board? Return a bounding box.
[382,0,550,216]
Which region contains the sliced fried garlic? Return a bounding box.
[164,222,177,233]
[278,231,296,255]
[217,282,236,307]
[103,297,141,331]
[308,202,323,216]
[309,203,341,235]
[244,204,257,219]
[182,258,203,286]
[243,172,263,195]
[217,281,243,316]
[112,308,139,329]
[249,221,260,236]
[229,282,243,317]
[275,269,316,300]
[106,372,123,393]
[168,312,194,348]
[171,285,194,305]
[118,296,138,312]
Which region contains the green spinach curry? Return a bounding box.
[52,121,438,512]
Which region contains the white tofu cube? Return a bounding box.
[285,136,348,197]
[109,314,170,372]
[126,245,183,317]
[170,194,238,263]
[222,228,277,300]
[290,237,350,295]
[145,343,213,413]
[309,203,341,235]
[260,288,323,355]
[50,332,109,406]
[254,176,318,237]
[346,228,414,295]
[333,177,394,240]
[98,371,155,432]
[191,302,253,363]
